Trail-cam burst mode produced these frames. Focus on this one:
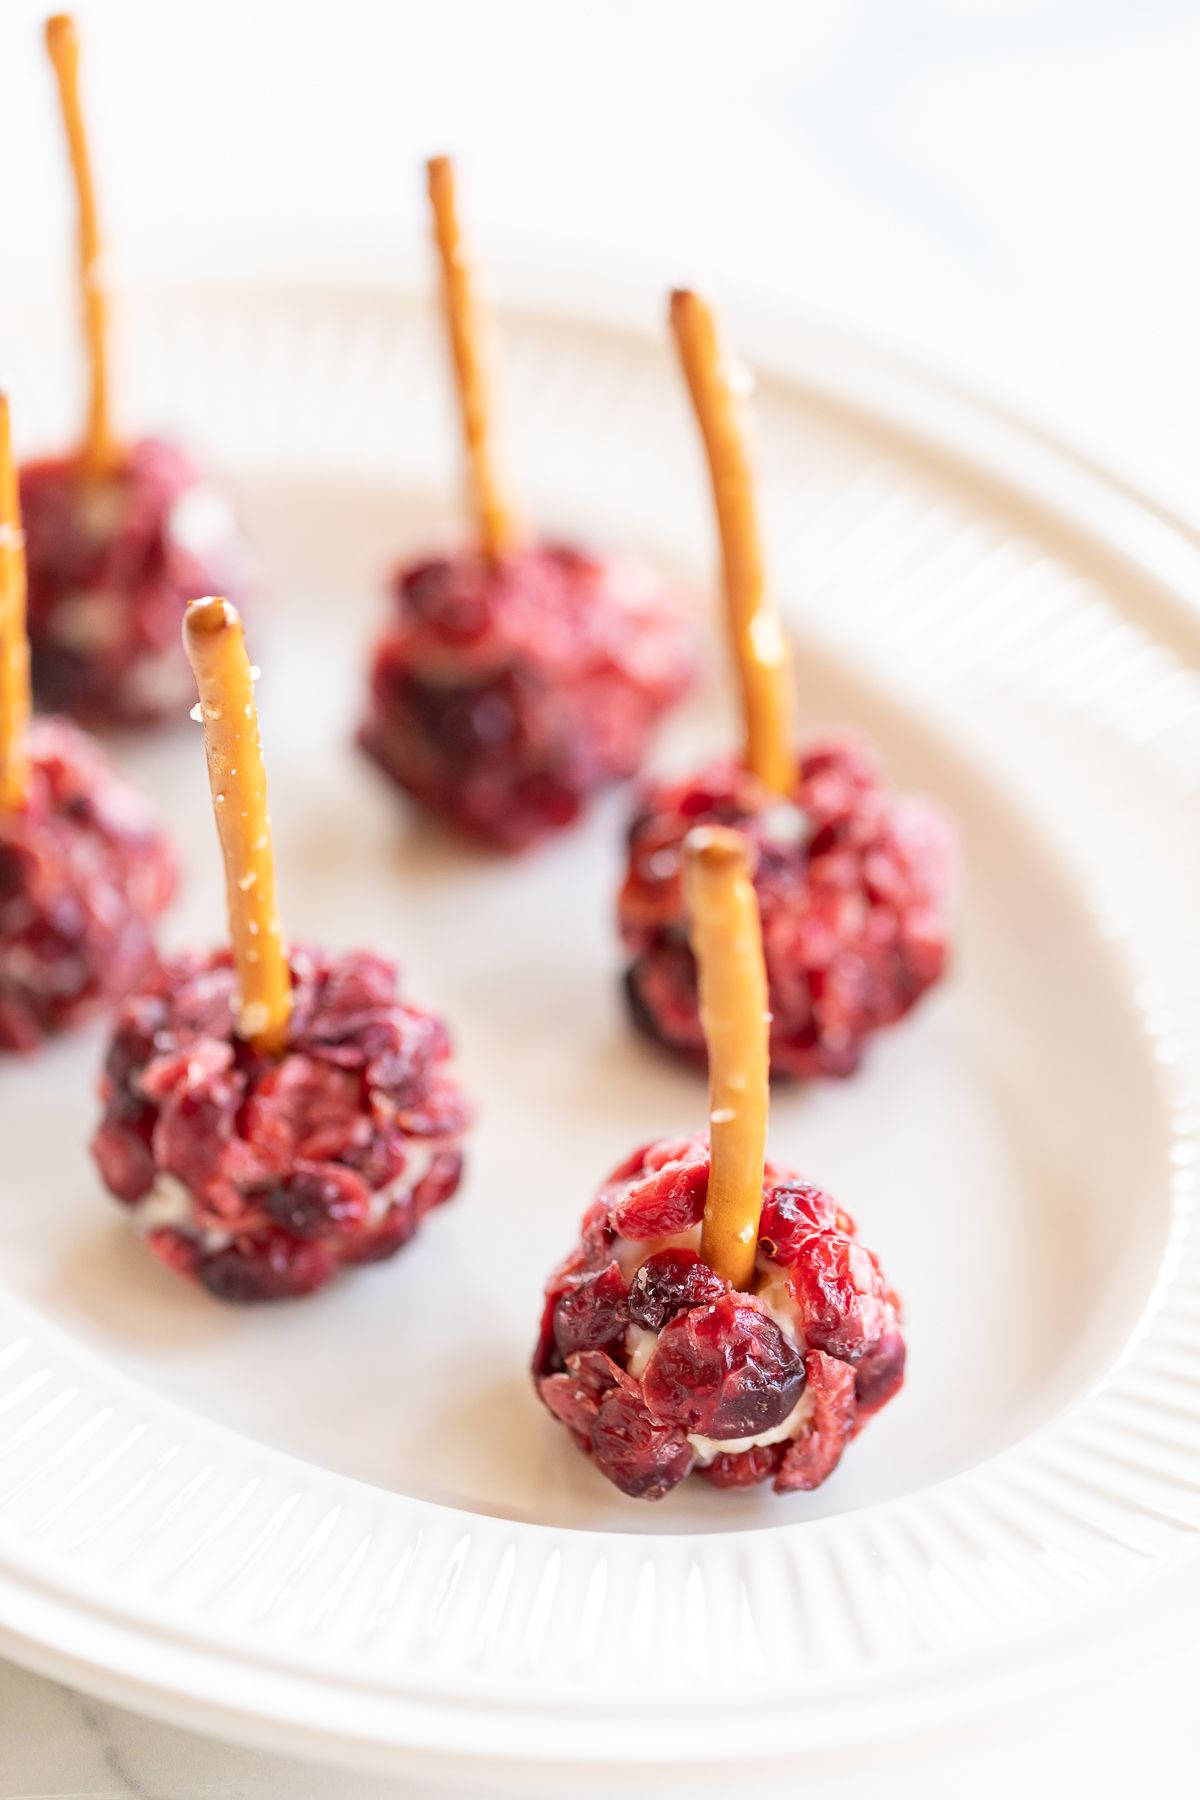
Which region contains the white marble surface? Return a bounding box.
[2,1658,1198,1796]
[1,0,1198,1791]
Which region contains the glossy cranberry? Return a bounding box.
[144,1227,200,1285]
[787,1231,891,1361]
[90,1092,157,1204]
[552,1263,629,1359]
[589,1383,694,1501]
[619,737,955,1079]
[606,1146,709,1239]
[642,1296,807,1439]
[537,1349,624,1439]
[93,947,469,1300]
[265,1162,371,1238]
[197,1228,336,1303]
[243,1057,369,1171]
[359,541,695,850]
[776,1352,857,1492]
[579,1198,618,1266]
[697,1443,787,1489]
[338,1200,418,1266]
[412,1146,466,1220]
[853,1328,907,1419]
[758,1183,841,1261]
[627,1249,727,1330]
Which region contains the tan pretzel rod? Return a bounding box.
[45,14,116,475]
[0,398,31,811]
[184,599,291,1056]
[669,289,793,795]
[686,826,771,1288]
[427,155,519,561]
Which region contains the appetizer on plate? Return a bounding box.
[359,156,694,850]
[619,289,955,1077]
[20,15,251,727]
[535,827,904,1499]
[0,395,174,1053]
[92,598,468,1300]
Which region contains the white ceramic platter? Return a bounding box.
[0,250,1197,1785]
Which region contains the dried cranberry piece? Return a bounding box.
[537,1349,624,1439]
[698,1442,787,1489]
[152,1075,242,1198]
[589,1384,694,1500]
[532,1246,591,1376]
[853,1327,906,1420]
[627,1249,727,1330]
[579,1197,618,1266]
[91,1095,158,1205]
[144,1226,200,1285]
[339,1198,418,1266]
[608,1154,708,1239]
[776,1351,857,1492]
[641,1296,807,1439]
[264,1161,371,1239]
[758,1183,840,1261]
[242,1056,367,1171]
[301,951,395,1043]
[198,1228,335,1303]
[411,1147,465,1223]
[787,1232,890,1360]
[538,1372,598,1440]
[553,1262,629,1359]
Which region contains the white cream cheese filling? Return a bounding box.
[131,1138,448,1252]
[687,1391,814,1467]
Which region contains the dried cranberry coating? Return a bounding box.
[91,945,469,1301]
[619,736,955,1079]
[0,718,175,1052]
[359,542,695,850]
[20,439,252,727]
[533,1133,904,1500]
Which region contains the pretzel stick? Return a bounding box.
[686,826,770,1288]
[670,289,793,794]
[45,15,117,475]
[0,398,31,812]
[427,155,519,561]
[184,599,290,1055]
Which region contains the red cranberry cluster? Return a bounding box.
[92,946,469,1301]
[533,1134,904,1500]
[359,542,695,849]
[20,439,251,726]
[0,718,176,1052]
[620,735,954,1079]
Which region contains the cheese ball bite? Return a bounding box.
[0,397,174,1052]
[21,438,249,727]
[91,598,469,1299]
[621,738,953,1078]
[24,17,250,727]
[93,946,468,1301]
[359,157,693,849]
[618,290,954,1075]
[533,1134,904,1499]
[535,829,905,1499]
[361,539,694,850]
